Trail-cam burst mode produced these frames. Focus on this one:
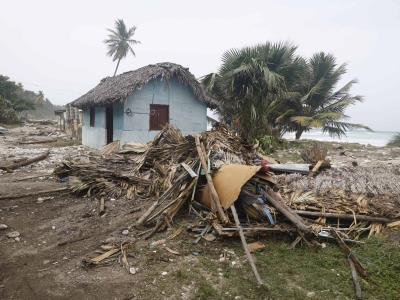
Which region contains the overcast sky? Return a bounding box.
[1,0,399,131]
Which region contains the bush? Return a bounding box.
[258,135,286,154]
[387,133,400,147]
[0,96,18,123]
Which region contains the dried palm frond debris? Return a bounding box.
[54,124,399,290]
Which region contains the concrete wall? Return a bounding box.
[120,78,207,144]
[81,77,207,148]
[82,106,106,149]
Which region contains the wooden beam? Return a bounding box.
[264,189,311,234]
[294,210,391,223]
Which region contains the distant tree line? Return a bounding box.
[202,42,370,141]
[0,75,44,123]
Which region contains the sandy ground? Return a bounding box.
[1,124,399,299]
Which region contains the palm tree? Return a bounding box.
[104,19,140,76]
[277,52,370,139]
[202,42,305,140]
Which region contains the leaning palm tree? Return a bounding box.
[202,42,305,140]
[278,52,370,139]
[104,19,140,76]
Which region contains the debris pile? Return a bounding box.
[53,124,399,291]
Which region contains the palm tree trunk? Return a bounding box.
[113,58,121,76]
[295,128,304,140]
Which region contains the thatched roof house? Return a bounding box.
[73,62,214,149]
[72,62,216,108]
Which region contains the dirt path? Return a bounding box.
[1,124,400,299]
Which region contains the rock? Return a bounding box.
[14,237,20,242]
[129,267,138,274]
[306,291,315,298]
[0,224,8,230]
[352,161,358,167]
[122,229,129,235]
[161,271,168,276]
[7,231,20,238]
[202,233,216,242]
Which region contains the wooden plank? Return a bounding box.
[264,189,311,234]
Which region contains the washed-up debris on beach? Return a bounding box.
[53,124,400,289]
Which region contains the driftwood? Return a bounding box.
[195,135,228,223]
[0,186,69,201]
[294,210,391,223]
[264,189,312,234]
[0,151,49,171]
[230,205,264,286]
[19,138,57,144]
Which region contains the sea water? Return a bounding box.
[283,129,398,147]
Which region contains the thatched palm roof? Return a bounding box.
[72,62,217,108]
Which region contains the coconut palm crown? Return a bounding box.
[104,19,140,76]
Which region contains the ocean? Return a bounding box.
[283,129,398,147]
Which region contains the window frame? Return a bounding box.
[149,104,169,131]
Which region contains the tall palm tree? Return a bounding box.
[277,52,370,139]
[202,42,305,140]
[104,19,140,76]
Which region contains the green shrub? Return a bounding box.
[387,133,400,147]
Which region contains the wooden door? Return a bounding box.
[105,105,113,144]
[149,104,169,130]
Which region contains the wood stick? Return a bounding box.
[99,197,105,216]
[294,210,391,223]
[0,186,69,201]
[0,151,50,171]
[230,205,264,286]
[195,135,228,224]
[348,257,362,299]
[135,200,159,226]
[264,189,311,234]
[331,229,368,278]
[309,160,324,177]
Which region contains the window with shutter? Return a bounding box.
[149,104,169,130]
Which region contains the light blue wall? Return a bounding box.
[81,78,207,148]
[120,78,207,144]
[82,106,106,149]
